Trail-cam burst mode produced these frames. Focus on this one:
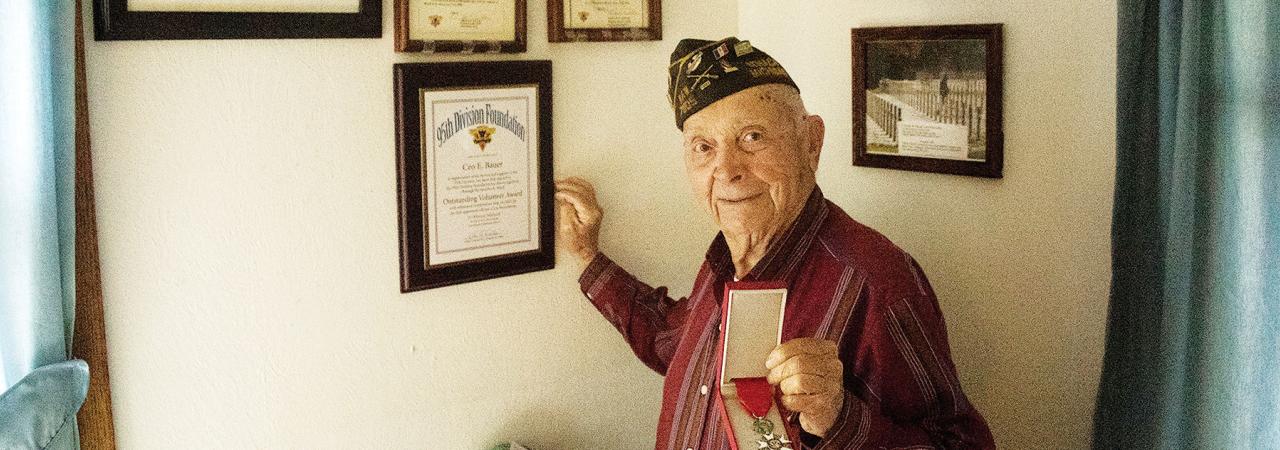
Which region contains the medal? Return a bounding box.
[732,377,793,450]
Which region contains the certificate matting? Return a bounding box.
[564,0,648,29]
[408,0,517,42]
[94,0,380,40]
[547,0,659,42]
[396,61,554,292]
[421,86,539,266]
[395,0,527,53]
[128,0,359,13]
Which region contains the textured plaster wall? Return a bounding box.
[85,0,734,448]
[739,1,1117,448]
[87,0,1116,448]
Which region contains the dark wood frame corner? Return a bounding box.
[394,0,528,53]
[851,23,1004,178]
[92,0,381,40]
[547,0,661,42]
[394,61,555,292]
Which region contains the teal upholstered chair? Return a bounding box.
[0,360,89,450]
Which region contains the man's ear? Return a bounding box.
[803,114,825,172]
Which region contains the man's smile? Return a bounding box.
[717,192,764,204]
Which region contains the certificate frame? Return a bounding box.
[851,24,1004,178]
[395,0,528,53]
[547,0,661,42]
[394,61,554,292]
[93,0,381,40]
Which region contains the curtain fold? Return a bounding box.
[1093,0,1280,448]
[1,0,84,448]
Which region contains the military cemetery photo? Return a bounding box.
[864,38,989,161]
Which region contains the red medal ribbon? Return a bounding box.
[731,377,774,418]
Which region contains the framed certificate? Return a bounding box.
[395,61,554,292]
[548,0,660,42]
[395,0,527,53]
[851,24,1004,178]
[93,0,381,40]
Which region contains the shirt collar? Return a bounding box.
[705,186,829,282]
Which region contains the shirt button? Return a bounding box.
[700,384,709,395]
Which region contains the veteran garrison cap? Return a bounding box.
[668,37,798,129]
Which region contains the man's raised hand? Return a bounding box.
[555,177,603,269]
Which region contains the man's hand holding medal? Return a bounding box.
[767,337,845,437]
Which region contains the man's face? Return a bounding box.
[681,85,823,239]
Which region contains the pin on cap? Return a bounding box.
[714,42,731,59]
[686,52,703,73]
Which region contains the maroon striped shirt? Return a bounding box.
[579,187,995,449]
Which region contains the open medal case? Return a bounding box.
[715,281,800,449]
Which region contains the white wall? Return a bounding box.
[88,1,1116,448]
[740,2,1116,449]
[85,0,734,448]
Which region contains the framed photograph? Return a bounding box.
[395,0,527,53]
[851,24,1004,178]
[93,0,381,40]
[548,0,661,42]
[395,61,554,292]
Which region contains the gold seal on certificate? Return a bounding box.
[547,0,660,42]
[395,61,554,292]
[395,0,527,52]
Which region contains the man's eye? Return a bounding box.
[693,143,712,153]
[743,131,763,142]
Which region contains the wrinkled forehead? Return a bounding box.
[681,85,797,136]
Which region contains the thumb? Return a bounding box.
[556,198,578,230]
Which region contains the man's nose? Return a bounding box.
[711,143,746,183]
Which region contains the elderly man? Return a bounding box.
[556,37,994,449]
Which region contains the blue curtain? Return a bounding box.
[1093,0,1280,448]
[1,0,84,448]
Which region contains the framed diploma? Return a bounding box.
[851,24,1004,178]
[93,0,381,40]
[395,0,527,53]
[394,61,554,292]
[547,0,661,42]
